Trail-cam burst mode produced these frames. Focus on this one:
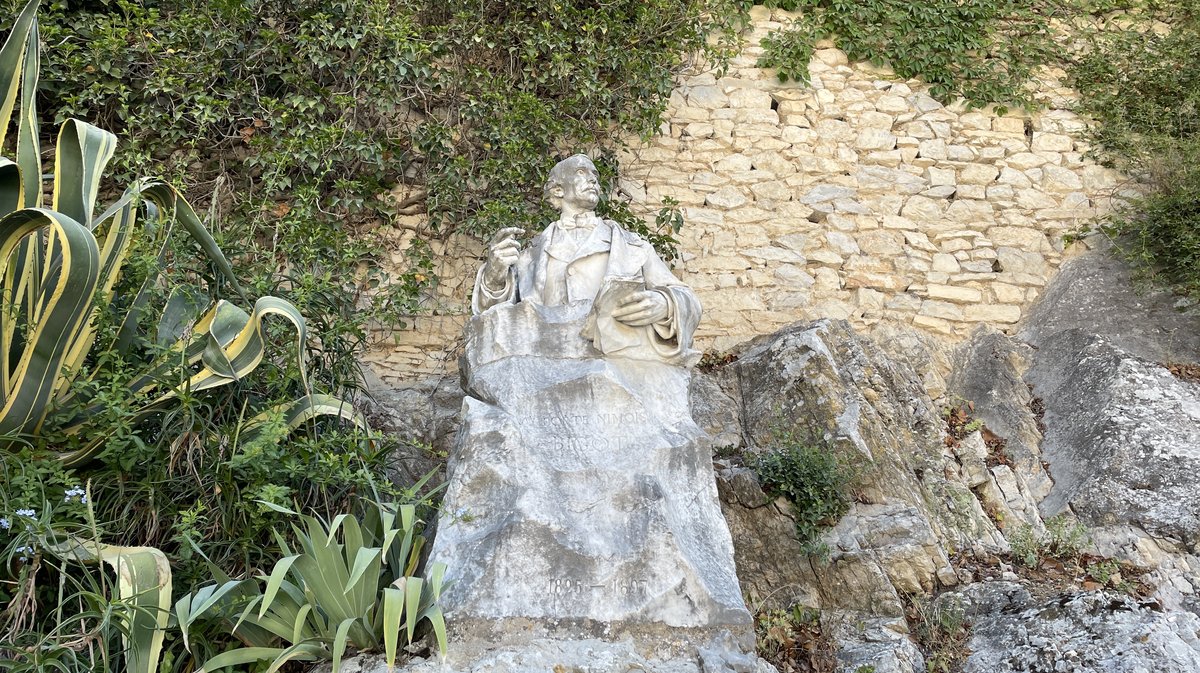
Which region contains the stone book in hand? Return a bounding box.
[583,276,645,355]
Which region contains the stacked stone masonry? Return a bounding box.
[366,7,1130,380]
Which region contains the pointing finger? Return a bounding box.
[489,227,525,245]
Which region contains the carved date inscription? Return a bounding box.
[548,576,649,599]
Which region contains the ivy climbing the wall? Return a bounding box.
[756,0,1059,112]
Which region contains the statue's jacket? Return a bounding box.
[472,218,701,363]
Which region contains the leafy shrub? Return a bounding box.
[1009,514,1089,568]
[753,439,852,552]
[0,5,410,671]
[757,19,816,84]
[1069,4,1200,298]
[0,0,378,584]
[14,0,745,324]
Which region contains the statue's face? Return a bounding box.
[557,157,601,211]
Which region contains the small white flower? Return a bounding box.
[14,509,34,518]
[0,518,9,530]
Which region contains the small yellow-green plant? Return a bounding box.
[1009,515,1089,568]
[907,595,970,673]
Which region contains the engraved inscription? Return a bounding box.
[529,409,650,458]
[548,576,648,599]
[531,411,649,434]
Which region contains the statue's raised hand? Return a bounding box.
[612,290,669,327]
[483,227,524,288]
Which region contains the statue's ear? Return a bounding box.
[550,184,564,199]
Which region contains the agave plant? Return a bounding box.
[0,0,354,465]
[0,1,364,671]
[176,500,448,673]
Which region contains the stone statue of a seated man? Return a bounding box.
[431,153,750,654]
[472,154,701,363]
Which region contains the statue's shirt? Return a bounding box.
[541,214,612,306]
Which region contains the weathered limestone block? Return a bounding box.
[687,86,728,109]
[431,302,752,644]
[962,304,1021,323]
[959,164,999,185]
[706,186,749,209]
[1025,327,1200,544]
[927,284,983,304]
[856,128,898,151]
[948,583,1200,673]
[1030,131,1074,153]
[1005,152,1047,170]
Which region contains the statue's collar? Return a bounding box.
[544,216,612,262]
[556,212,604,231]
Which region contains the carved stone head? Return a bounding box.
[544,154,601,213]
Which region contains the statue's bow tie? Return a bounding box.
[558,213,602,231]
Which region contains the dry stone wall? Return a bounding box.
[365,6,1130,382]
[617,6,1129,351]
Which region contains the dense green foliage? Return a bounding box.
[756,0,1058,111]
[752,438,852,552]
[1068,3,1200,297]
[0,4,430,671]
[17,0,743,313]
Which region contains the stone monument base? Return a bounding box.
[428,301,751,654]
[326,633,774,673]
[442,617,753,659]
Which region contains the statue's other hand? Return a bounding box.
[483,226,524,286]
[612,290,669,327]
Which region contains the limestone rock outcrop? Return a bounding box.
[1027,328,1200,546]
[948,582,1200,673]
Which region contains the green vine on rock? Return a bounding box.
[1068,2,1200,299]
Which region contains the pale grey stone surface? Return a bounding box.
[825,615,925,673]
[948,327,1052,507]
[1019,246,1200,364]
[331,635,780,673]
[1026,328,1200,546]
[430,300,750,642]
[721,319,1002,555]
[949,582,1200,673]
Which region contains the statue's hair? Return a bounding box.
[543,154,598,208]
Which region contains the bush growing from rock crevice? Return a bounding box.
[752,438,853,553]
